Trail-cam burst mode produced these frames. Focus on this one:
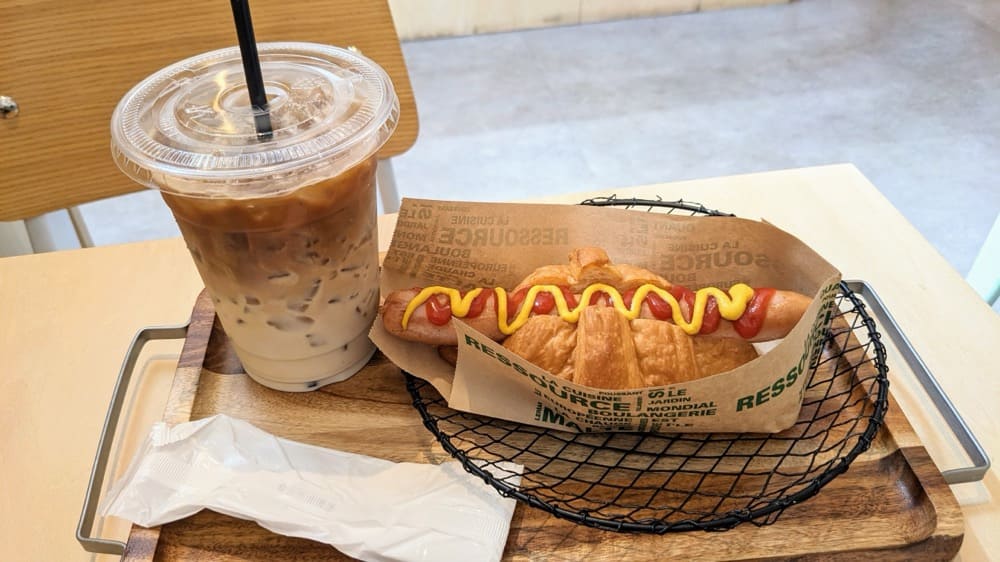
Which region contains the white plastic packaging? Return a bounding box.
[100,415,521,562]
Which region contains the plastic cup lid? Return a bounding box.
[111,42,399,198]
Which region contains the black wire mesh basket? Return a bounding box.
[405,197,890,533]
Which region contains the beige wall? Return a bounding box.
[388,0,791,40]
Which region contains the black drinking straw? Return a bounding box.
[230,0,273,140]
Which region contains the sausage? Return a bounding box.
[381,287,812,345]
[676,290,813,342]
[381,289,505,345]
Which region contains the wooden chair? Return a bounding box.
[0,0,418,254]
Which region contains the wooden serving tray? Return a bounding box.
[122,291,963,561]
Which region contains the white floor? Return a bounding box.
[80,0,1000,280]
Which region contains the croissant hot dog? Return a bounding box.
[381,248,812,346]
[382,285,810,346]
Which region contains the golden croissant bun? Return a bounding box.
[505,247,757,389]
[513,246,672,293]
[503,308,758,390]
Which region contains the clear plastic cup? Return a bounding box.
[111,42,399,391]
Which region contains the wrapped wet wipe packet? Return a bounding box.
[100,415,522,562]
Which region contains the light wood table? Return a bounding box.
[2,164,997,560]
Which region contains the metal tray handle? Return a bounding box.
[76,324,189,555]
[846,280,990,484]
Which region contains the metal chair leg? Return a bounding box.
[24,207,94,252]
[68,206,95,248]
[0,220,34,257]
[377,158,401,214]
[24,214,60,252]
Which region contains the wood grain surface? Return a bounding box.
[0,0,418,221]
[119,290,963,560]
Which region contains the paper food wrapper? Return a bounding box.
[371,199,841,433]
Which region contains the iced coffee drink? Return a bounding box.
[111,43,398,390]
[162,158,379,388]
